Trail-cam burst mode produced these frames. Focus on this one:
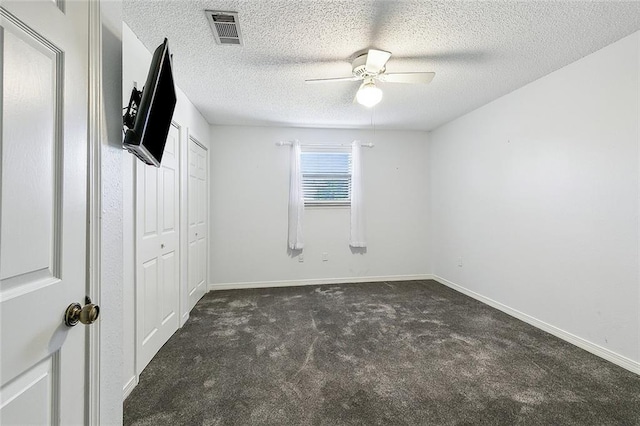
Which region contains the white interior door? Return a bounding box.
[136,123,180,372]
[188,137,208,310]
[0,2,89,425]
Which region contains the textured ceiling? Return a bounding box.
[123,1,640,131]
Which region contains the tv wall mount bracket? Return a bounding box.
[123,86,143,131]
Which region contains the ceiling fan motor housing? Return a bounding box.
[352,53,384,79]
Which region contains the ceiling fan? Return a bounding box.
[305,49,435,107]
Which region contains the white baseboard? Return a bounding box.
[122,374,138,401]
[208,274,434,292]
[432,275,640,375]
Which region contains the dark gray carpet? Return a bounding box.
[124,280,640,425]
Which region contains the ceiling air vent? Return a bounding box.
[206,10,243,46]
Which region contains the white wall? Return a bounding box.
[209,126,430,287]
[122,23,211,397]
[100,1,123,424]
[429,32,640,367]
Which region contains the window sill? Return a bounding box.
[304,202,350,209]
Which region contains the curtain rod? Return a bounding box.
[276,141,374,148]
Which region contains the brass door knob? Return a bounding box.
[64,297,100,327]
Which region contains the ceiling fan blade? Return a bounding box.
[378,72,435,84]
[365,49,391,74]
[305,76,360,84]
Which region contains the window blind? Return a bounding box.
[300,151,352,204]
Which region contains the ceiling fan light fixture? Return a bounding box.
[356,81,383,107]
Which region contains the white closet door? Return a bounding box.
[188,137,208,310]
[136,123,180,372]
[1,2,90,424]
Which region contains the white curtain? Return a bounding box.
[288,140,304,250]
[350,140,366,247]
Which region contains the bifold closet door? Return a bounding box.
[136,123,180,372]
[187,137,208,311]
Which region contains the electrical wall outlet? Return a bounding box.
[298,254,304,263]
[457,257,463,267]
[322,252,329,262]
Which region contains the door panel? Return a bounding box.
[199,237,206,286]
[136,123,180,372]
[1,2,88,424]
[188,240,196,295]
[161,251,177,324]
[188,138,208,310]
[142,259,158,344]
[163,168,175,231]
[0,27,56,281]
[143,166,158,236]
[1,356,56,425]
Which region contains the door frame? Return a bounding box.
[87,0,103,423]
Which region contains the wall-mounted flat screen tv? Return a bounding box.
[123,38,177,167]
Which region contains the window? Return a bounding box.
[300,150,352,205]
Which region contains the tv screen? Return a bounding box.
[123,38,177,167]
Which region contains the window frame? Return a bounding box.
[300,146,352,207]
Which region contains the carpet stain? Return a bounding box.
[124,280,640,426]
